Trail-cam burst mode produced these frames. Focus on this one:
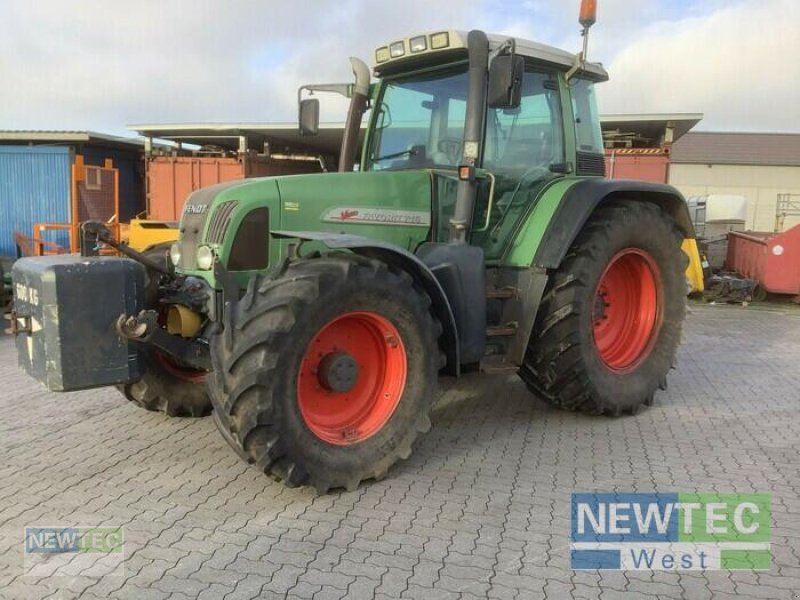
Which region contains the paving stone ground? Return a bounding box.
[1,303,799,599]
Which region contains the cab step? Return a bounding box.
[486,286,516,300]
[480,355,519,375]
[486,324,518,337]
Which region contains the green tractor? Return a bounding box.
[10,5,692,493]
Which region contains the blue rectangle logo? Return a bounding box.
[572,493,679,542]
[25,528,80,553]
[571,549,621,570]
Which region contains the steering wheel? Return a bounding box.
[437,138,462,165]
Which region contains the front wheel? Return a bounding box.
[208,254,440,493]
[116,243,211,417]
[520,201,687,415]
[119,348,210,416]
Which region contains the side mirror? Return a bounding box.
[488,54,524,110]
[299,98,320,136]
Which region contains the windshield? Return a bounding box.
[367,66,468,171]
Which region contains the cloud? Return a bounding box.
[0,0,798,135]
[0,0,480,133]
[597,0,800,131]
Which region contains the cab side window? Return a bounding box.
[571,78,605,175]
[484,69,564,173]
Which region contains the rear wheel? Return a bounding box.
[519,201,686,415]
[208,253,439,493]
[116,243,211,417]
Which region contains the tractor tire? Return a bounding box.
[519,201,687,415]
[116,243,211,417]
[208,253,440,493]
[119,349,211,416]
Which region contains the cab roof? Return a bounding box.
[373,30,608,82]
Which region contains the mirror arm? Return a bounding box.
[297,83,353,103]
[489,37,515,63]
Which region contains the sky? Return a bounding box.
[1,0,799,136]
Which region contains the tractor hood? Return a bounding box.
[275,170,433,243]
[175,169,435,278]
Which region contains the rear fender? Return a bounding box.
[503,178,695,365]
[534,179,695,270]
[272,231,460,375]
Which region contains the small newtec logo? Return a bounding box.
[24,527,124,577]
[571,493,771,570]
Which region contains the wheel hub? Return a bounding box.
[317,352,359,392]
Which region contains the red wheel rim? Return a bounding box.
[297,312,407,445]
[592,249,662,372]
[154,351,208,383]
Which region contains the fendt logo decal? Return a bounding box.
[184,204,208,215]
[322,207,430,227]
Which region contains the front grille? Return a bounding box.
[176,180,242,270]
[228,208,269,271]
[205,200,239,244]
[576,151,606,176]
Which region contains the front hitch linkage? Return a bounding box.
[116,310,212,371]
[81,221,171,276]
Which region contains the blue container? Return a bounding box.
[0,146,71,257]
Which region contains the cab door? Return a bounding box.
[471,67,566,260]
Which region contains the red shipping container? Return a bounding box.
[727,225,800,295]
[146,155,321,221]
[604,150,670,184]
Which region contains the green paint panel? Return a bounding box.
[503,178,581,267]
[277,170,432,253]
[177,170,433,288]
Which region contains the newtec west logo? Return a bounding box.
[24,527,124,577]
[571,493,771,570]
[26,527,122,553]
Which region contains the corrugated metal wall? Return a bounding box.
[0,146,71,257]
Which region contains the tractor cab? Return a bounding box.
[302,31,609,262]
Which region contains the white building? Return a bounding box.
[669,132,800,232]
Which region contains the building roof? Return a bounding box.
[129,122,347,156]
[0,130,146,151]
[671,131,800,167]
[134,112,702,157]
[600,113,703,148]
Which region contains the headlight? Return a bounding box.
[169,243,181,267]
[196,245,214,270]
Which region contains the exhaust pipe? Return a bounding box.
[448,30,489,243]
[339,57,371,172]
